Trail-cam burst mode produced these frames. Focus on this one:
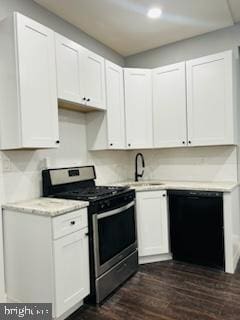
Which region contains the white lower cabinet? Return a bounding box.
[3,208,90,320]
[54,229,90,318]
[136,190,169,263]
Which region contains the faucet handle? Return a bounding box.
[139,169,144,178]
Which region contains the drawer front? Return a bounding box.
[52,208,88,239]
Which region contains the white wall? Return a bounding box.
[0,0,124,66]
[129,146,238,183]
[125,23,240,68]
[0,109,130,203]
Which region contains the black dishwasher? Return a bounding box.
[168,190,225,270]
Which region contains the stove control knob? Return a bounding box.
[100,204,105,209]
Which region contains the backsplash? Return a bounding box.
[0,109,130,203]
[88,151,131,185]
[129,146,238,182]
[0,109,238,203]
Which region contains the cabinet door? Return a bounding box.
[16,13,59,148]
[105,60,125,148]
[55,33,84,105]
[136,191,169,257]
[82,50,106,110]
[153,62,187,147]
[124,69,153,149]
[54,229,90,318]
[186,51,234,146]
[0,211,5,302]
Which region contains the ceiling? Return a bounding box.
[33,0,240,56]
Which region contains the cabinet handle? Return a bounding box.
[87,98,90,102]
[162,194,166,197]
[182,141,185,144]
[110,143,113,146]
[188,141,192,144]
[70,221,75,225]
[85,232,89,236]
[128,143,131,147]
[56,140,60,144]
[82,97,86,101]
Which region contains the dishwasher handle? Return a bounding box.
[167,189,223,198]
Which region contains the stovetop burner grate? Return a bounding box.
[55,185,128,201]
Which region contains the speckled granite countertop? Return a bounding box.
[2,197,89,217]
[112,180,239,193]
[2,181,238,217]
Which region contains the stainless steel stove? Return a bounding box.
[42,166,138,304]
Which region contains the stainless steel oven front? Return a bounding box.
[92,200,137,278]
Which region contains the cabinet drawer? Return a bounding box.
[52,208,88,239]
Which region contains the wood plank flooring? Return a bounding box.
[68,260,240,320]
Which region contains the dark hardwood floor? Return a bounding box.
[68,260,240,320]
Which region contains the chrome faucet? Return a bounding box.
[135,153,145,182]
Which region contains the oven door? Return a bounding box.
[93,201,137,277]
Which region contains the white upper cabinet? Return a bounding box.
[136,191,169,258]
[55,33,84,105]
[105,60,125,148]
[153,62,187,148]
[55,35,106,110]
[124,69,153,149]
[0,12,236,151]
[0,12,59,149]
[86,60,125,150]
[82,49,106,110]
[186,51,236,146]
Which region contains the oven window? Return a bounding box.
[98,206,136,265]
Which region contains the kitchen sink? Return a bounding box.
[125,182,164,187]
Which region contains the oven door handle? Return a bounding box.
[97,201,135,219]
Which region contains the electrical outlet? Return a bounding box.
[3,158,11,172]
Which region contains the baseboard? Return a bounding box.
[0,292,7,303]
[55,300,83,320]
[6,296,22,303]
[139,253,172,265]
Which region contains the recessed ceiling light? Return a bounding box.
[147,7,162,19]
